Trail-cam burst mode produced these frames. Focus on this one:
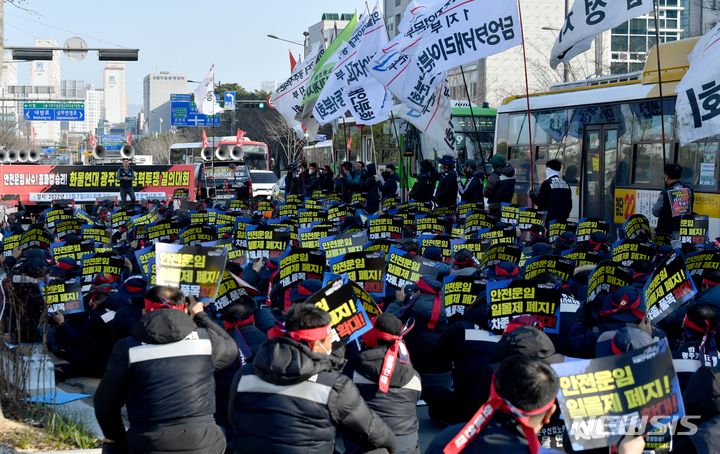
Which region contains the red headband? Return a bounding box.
[56,260,75,270]
[702,278,720,287]
[268,322,332,342]
[362,319,414,393]
[600,293,645,320]
[224,315,255,330]
[610,334,624,355]
[144,297,185,312]
[444,373,555,454]
[495,265,519,278]
[684,314,712,335]
[414,279,442,329]
[124,283,146,293]
[683,314,718,367]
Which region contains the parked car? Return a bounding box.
[271,175,287,203]
[250,171,278,199]
[195,162,252,200]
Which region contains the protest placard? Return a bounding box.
[586,261,634,307]
[457,202,483,220]
[277,202,299,218]
[305,275,373,345]
[551,339,684,450]
[577,218,610,243]
[367,215,404,241]
[500,203,521,225]
[74,209,95,225]
[518,207,547,230]
[684,250,720,277]
[215,212,237,228]
[44,206,74,229]
[548,220,578,243]
[245,225,290,260]
[298,208,329,228]
[80,252,124,291]
[319,231,369,261]
[450,239,485,263]
[464,210,497,236]
[147,220,184,244]
[212,271,264,312]
[227,199,249,213]
[329,250,386,296]
[299,225,340,249]
[257,200,275,213]
[134,245,155,275]
[386,246,439,288]
[561,248,603,267]
[129,208,159,229]
[644,250,697,323]
[363,239,403,256]
[679,214,709,246]
[652,233,675,247]
[350,192,367,207]
[410,201,434,214]
[1,233,21,257]
[55,219,83,240]
[40,280,83,315]
[478,243,523,276]
[443,275,486,318]
[180,225,217,246]
[419,235,453,265]
[478,225,517,247]
[623,214,651,240]
[109,208,133,234]
[351,280,382,317]
[278,248,326,291]
[415,214,448,235]
[81,225,112,244]
[431,205,456,217]
[190,210,209,225]
[155,243,227,302]
[523,255,575,283]
[487,280,561,334]
[21,227,53,250]
[382,196,401,211]
[611,239,655,267]
[50,239,95,261]
[668,187,692,217]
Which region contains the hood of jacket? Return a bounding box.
[347,346,416,387]
[490,326,556,364]
[131,308,197,345]
[495,165,515,177]
[463,299,488,327]
[252,336,343,386]
[366,163,377,177]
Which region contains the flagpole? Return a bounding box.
[653,0,668,166]
[517,0,535,204]
[389,112,408,202]
[459,66,488,176]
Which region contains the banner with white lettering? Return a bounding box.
[550,0,653,69]
[398,77,456,155]
[643,250,697,323]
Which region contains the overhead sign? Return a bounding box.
[224,91,236,110]
[24,102,85,122]
[170,97,221,127]
[102,134,123,143]
[315,135,326,141]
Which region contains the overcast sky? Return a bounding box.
[4,0,356,111]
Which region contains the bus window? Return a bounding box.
[536,110,569,144]
[508,145,530,161]
[495,113,509,156]
[678,142,718,189]
[630,99,675,142]
[632,143,665,186]
[508,113,535,146]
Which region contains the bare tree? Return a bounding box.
[134,133,176,165]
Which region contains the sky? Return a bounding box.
[4,0,354,114]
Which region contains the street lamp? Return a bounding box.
[541,26,570,83]
[267,34,304,46]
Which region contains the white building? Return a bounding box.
[142,71,188,134]
[104,62,127,123]
[261,80,277,93]
[1,54,18,131]
[306,13,353,56]
[64,81,104,136]
[30,39,62,145]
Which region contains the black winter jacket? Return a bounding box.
[303,172,320,194]
[395,293,452,375]
[530,175,572,224]
[117,167,136,189]
[409,169,438,202]
[229,336,398,454]
[111,302,143,346]
[425,412,537,454]
[483,165,516,210]
[459,169,485,202]
[320,174,335,192]
[652,181,694,234]
[434,169,458,206]
[380,173,400,200]
[94,309,236,454]
[364,164,381,214]
[345,346,422,436]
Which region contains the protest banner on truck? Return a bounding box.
[155,243,227,302]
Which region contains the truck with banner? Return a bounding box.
[0,164,195,210]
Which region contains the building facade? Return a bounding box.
[142,71,188,134]
[305,13,353,57]
[104,62,127,124]
[30,39,62,145]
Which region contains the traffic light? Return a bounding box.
[238,101,266,109]
[258,103,265,109]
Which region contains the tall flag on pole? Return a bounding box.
[550,0,654,69]
[32,127,36,148]
[676,23,720,145]
[289,50,297,72]
[398,77,455,155]
[127,130,132,146]
[202,130,208,149]
[313,2,392,126]
[194,65,223,116]
[236,128,246,144]
[89,131,96,148]
[270,46,324,139]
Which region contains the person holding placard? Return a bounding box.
[652,163,694,237]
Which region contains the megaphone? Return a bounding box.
[230,146,243,161]
[201,147,213,161]
[28,148,40,162]
[0,149,7,163]
[120,144,135,159]
[7,149,18,162]
[17,149,28,162]
[215,145,230,161]
[93,145,107,159]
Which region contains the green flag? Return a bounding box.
[301,13,359,106]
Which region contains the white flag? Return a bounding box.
[550,0,653,69]
[270,47,324,138]
[193,66,223,116]
[398,77,455,156]
[411,0,522,76]
[675,24,720,145]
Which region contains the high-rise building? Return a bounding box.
[306,13,353,56]
[261,80,277,93]
[30,39,62,145]
[1,54,18,132]
[104,62,127,123]
[64,81,104,137]
[142,71,188,134]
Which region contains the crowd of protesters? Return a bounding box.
[0,157,716,454]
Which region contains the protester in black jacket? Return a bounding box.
[345,312,422,454]
[230,304,398,454]
[458,159,485,203]
[672,366,720,454]
[378,164,400,200]
[529,159,572,224]
[320,165,335,192]
[425,355,560,454]
[111,277,147,346]
[434,155,458,206]
[214,299,268,452]
[95,286,236,454]
[484,154,516,215]
[409,160,439,202]
[363,163,382,214]
[652,163,694,236]
[303,162,320,195]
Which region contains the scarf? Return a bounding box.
[361,320,414,392]
[444,374,555,454]
[684,315,719,367]
[545,168,560,180]
[268,321,332,342]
